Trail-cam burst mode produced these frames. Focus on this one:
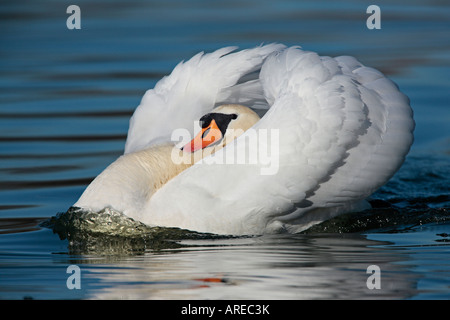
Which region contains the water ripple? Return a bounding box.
[0,178,94,191]
[0,134,126,142]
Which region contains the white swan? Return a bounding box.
[74,44,414,235]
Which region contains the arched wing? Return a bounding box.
[141,47,414,235]
[124,44,285,154]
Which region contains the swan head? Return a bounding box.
[182,104,260,154]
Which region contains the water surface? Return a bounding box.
[1,0,449,300]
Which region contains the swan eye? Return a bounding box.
[201,127,211,139]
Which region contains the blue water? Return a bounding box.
[1,0,449,300]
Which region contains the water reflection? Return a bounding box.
[30,201,447,299]
[37,208,425,299]
[78,233,418,299]
[3,209,449,299]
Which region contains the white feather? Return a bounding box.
[124,43,286,153]
[76,45,414,235]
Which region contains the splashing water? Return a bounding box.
[42,207,234,254]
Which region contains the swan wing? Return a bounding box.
[124,44,285,154]
[141,46,414,235]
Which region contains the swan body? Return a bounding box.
[75,44,414,235]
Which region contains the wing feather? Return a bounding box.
[124,44,285,153]
[139,46,414,235]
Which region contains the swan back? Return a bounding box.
[141,46,414,234]
[75,45,414,235]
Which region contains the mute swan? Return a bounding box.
[74,44,414,235]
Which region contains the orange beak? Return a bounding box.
[183,119,223,153]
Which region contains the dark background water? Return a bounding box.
[0,0,449,300]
